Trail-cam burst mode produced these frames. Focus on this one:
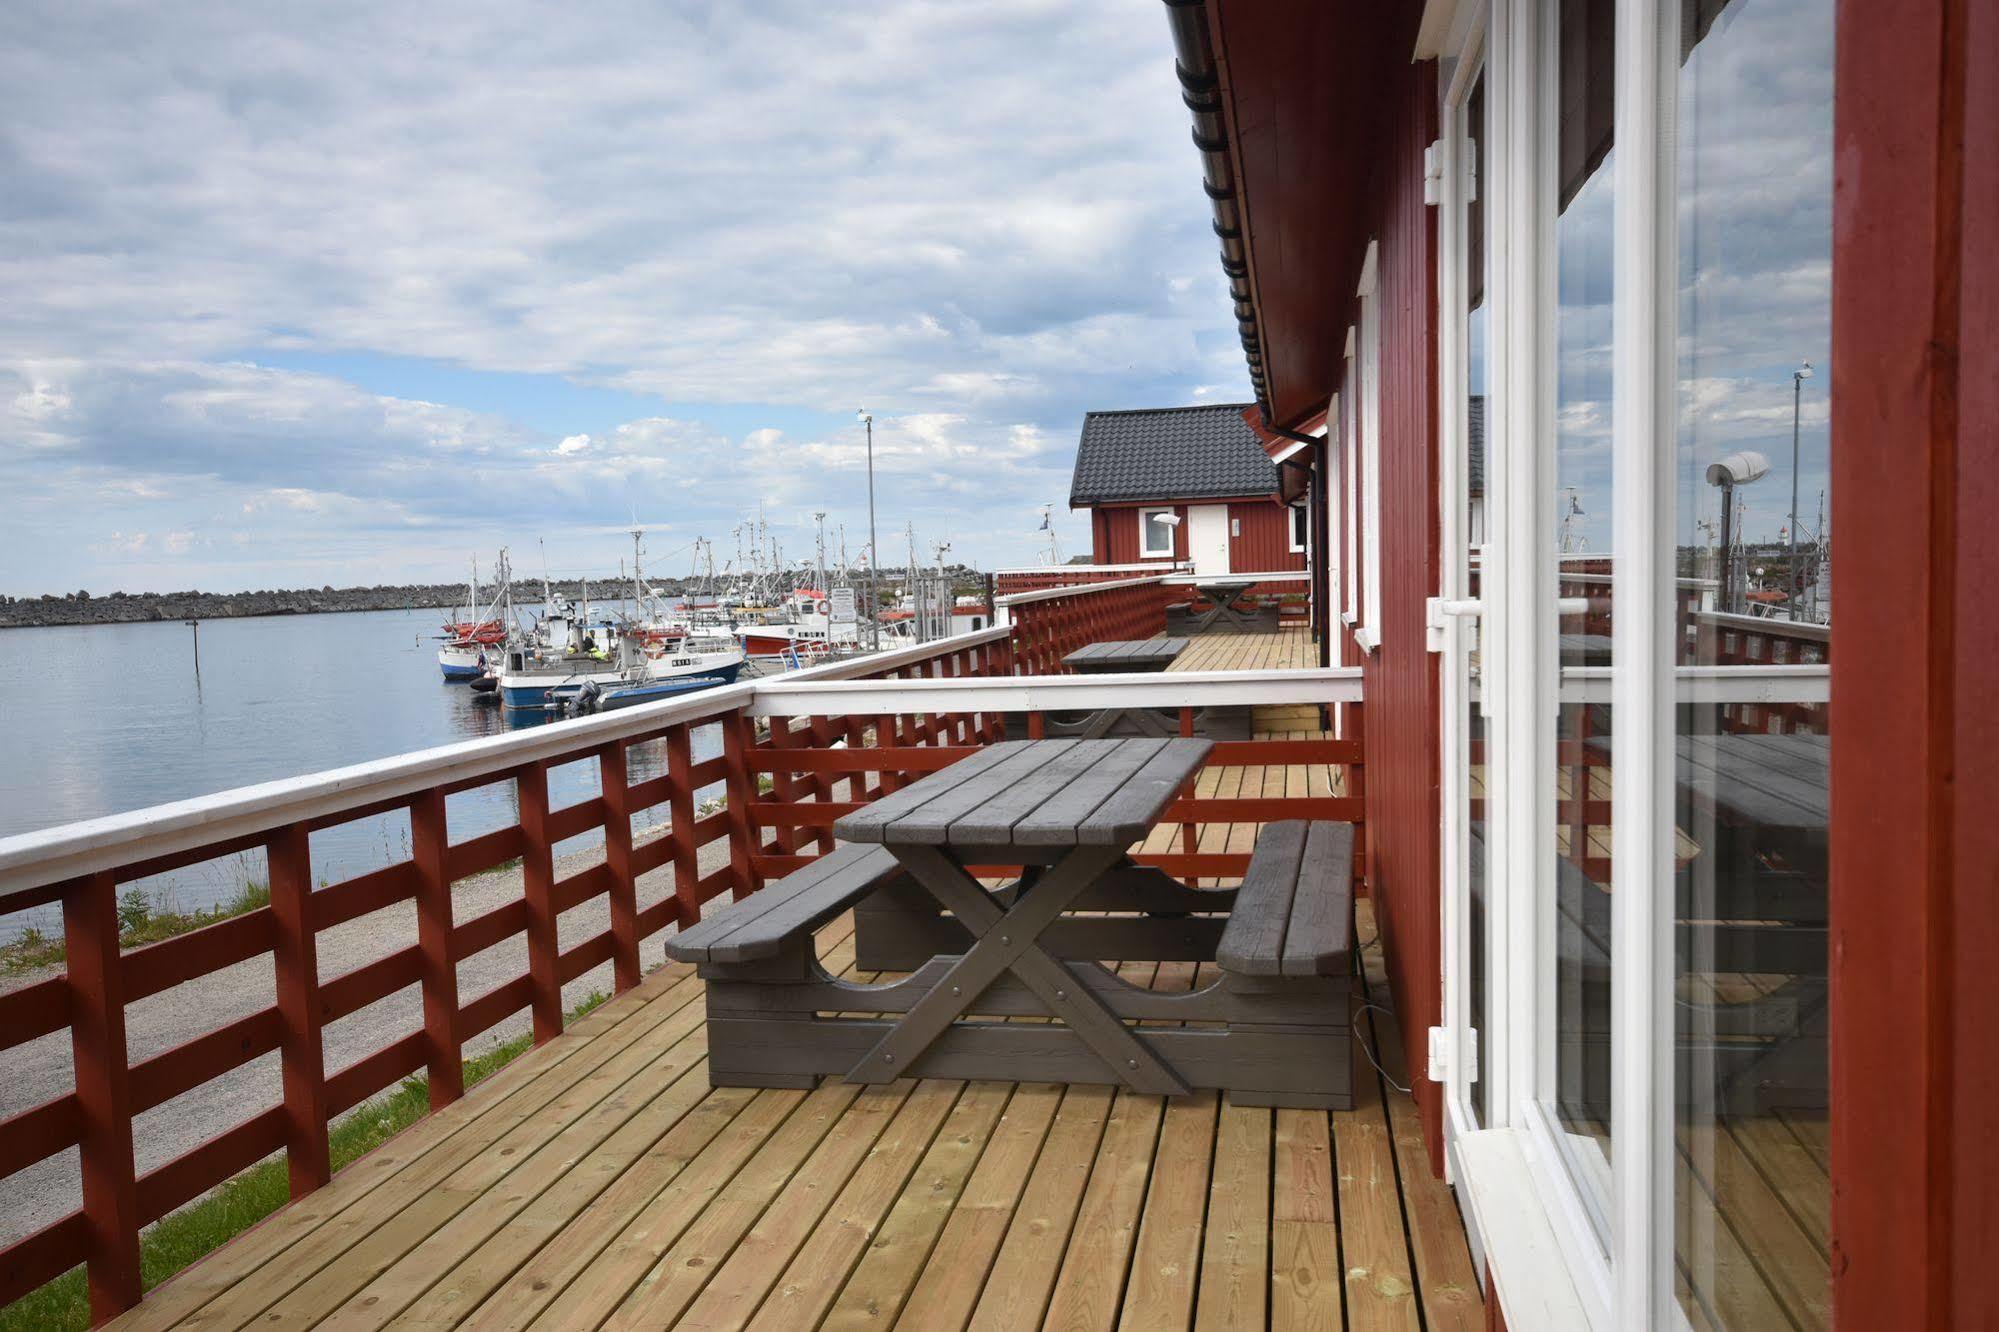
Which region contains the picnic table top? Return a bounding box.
[1062,638,1189,669]
[833,737,1212,850]
[1588,730,1828,831]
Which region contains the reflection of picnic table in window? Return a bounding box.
[1570,731,1829,1112]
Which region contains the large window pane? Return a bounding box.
[1463,68,1491,1127]
[1671,0,1834,1326]
[1546,0,1615,1246]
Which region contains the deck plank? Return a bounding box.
[888,1083,1065,1332]
[1334,1005,1420,1330]
[1359,912,1483,1331]
[812,1080,1015,1332]
[1193,1099,1270,1332]
[1271,1107,1341,1331]
[689,1079,963,1332]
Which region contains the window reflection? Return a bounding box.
[1548,0,1616,1246]
[1672,0,1833,1327]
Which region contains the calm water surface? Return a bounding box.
[0,606,723,938]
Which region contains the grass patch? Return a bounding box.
[0,989,610,1332]
[2,879,277,976]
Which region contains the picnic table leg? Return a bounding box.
[846,843,1190,1096]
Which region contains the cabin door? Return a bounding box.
[1186,505,1231,576]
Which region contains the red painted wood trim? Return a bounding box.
[311,860,419,932]
[721,711,758,902]
[444,825,526,882]
[552,861,614,915]
[0,973,71,1052]
[317,945,422,1024]
[665,724,701,936]
[325,1032,427,1118]
[267,824,329,1195]
[451,898,529,962]
[545,794,607,845]
[557,929,616,985]
[122,908,275,1003]
[0,1211,91,1311]
[743,746,980,774]
[634,894,679,940]
[514,762,563,1043]
[1828,0,1991,1322]
[63,871,142,1321]
[135,1106,287,1228]
[598,741,641,992]
[0,1094,82,1186]
[459,974,535,1041]
[408,788,462,1108]
[128,1008,282,1114]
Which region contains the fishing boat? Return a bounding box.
[497,627,744,711]
[437,554,509,680]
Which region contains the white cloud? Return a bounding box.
[0,0,1252,590]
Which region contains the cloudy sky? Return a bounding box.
[1,0,1247,595]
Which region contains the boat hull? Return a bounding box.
[500,658,743,710]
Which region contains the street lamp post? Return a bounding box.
[1788,361,1813,613]
[858,409,879,651]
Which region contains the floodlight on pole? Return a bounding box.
[1788,361,1813,612]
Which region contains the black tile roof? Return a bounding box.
[1068,403,1279,507]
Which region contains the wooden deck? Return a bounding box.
[112,898,1481,1331]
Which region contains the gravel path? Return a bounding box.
[0,830,733,1249]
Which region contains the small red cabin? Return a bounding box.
[1068,403,1309,583]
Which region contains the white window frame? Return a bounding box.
[1449,0,1785,1327]
[1136,506,1176,560]
[1288,500,1309,553]
[1436,4,1494,1176]
[1354,242,1383,654]
[1342,363,1361,631]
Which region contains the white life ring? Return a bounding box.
[812,599,832,618]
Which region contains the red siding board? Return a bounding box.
[1085,499,1305,575]
[1354,58,1444,1174]
[1830,0,1995,1324]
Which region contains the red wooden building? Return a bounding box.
[1069,403,1310,582]
[1163,0,1994,1326]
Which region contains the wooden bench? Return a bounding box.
[665,842,905,1086]
[1208,819,1355,1107]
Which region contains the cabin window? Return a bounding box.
[1669,0,1834,1324]
[1342,365,1360,625]
[1288,501,1308,553]
[1137,506,1176,559]
[1355,241,1382,653]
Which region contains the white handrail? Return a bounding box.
[993,561,1190,577]
[1551,663,1829,705]
[992,574,1172,607]
[750,666,1365,717]
[0,626,1009,897]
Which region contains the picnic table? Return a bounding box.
[666,738,1355,1105]
[1062,637,1189,674]
[1189,578,1271,633]
[1043,638,1192,738]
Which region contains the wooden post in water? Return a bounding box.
[185,618,201,683]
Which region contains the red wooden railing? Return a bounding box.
[991,562,1189,597]
[0,632,1007,1324]
[999,575,1171,675]
[0,616,1363,1325]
